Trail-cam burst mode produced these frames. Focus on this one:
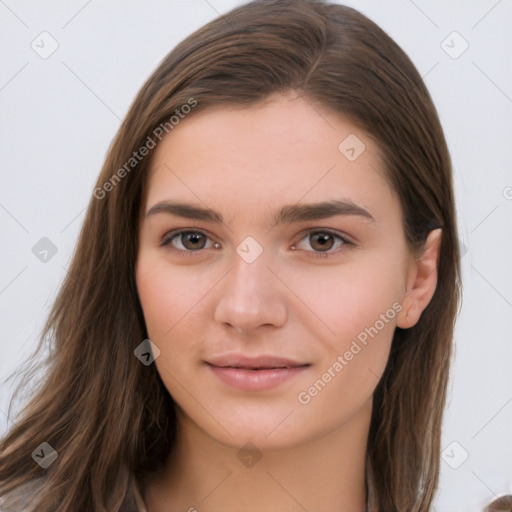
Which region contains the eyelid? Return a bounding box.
[293,229,353,253]
[160,228,354,256]
[160,229,218,252]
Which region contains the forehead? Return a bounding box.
[144,94,397,221]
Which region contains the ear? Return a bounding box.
[396,228,442,329]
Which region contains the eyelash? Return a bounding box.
[159,229,353,258]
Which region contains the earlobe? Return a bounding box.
[397,228,442,329]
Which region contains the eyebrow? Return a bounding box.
[146,199,376,226]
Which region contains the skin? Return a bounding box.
[135,91,441,512]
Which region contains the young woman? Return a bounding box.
[0,0,463,510]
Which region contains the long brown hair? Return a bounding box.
[0,1,461,510]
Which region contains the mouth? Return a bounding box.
[205,354,310,370]
[205,354,311,391]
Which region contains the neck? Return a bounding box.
[142,399,371,512]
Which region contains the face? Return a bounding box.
[136,93,417,450]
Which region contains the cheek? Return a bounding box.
[296,280,398,417]
[135,254,217,384]
[288,253,404,341]
[136,254,208,340]
[136,263,173,340]
[288,254,403,393]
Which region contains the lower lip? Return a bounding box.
[206,364,309,391]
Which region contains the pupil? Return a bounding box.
[312,233,333,251]
[185,233,205,249]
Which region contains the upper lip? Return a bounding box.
[205,354,309,369]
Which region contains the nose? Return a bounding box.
[214,246,288,335]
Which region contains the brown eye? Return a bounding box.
[161,230,215,251]
[292,230,351,257]
[181,232,207,250]
[309,232,335,252]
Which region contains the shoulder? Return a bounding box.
[1,477,146,511]
[0,478,44,511]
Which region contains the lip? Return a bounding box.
[205,353,308,369]
[205,354,310,391]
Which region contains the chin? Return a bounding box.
[186,397,336,452]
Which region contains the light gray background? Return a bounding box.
[1,1,511,510]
